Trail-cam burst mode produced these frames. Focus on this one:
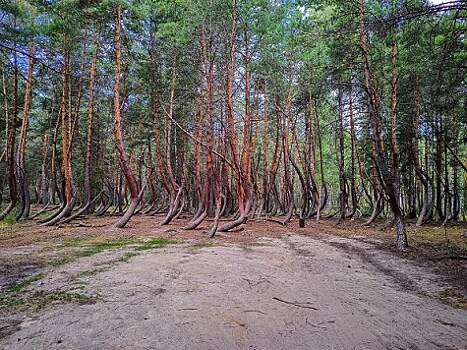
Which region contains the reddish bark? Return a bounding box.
[358,0,407,249]
[83,44,98,210]
[15,43,34,220]
[114,3,140,228]
[0,31,19,221]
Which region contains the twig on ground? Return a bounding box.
[272,297,318,310]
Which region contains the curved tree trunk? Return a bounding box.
[42,195,77,226]
[0,33,19,221]
[183,208,208,230]
[94,192,112,216]
[416,181,433,226]
[83,43,98,215]
[61,190,103,224]
[218,199,251,232]
[42,49,75,226]
[358,0,407,249]
[159,186,183,225]
[113,4,139,228]
[38,200,66,224]
[364,194,384,226]
[30,199,52,219]
[208,193,224,238]
[16,43,34,220]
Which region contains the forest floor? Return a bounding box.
[0,213,466,349]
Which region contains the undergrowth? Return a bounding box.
[7,274,44,293]
[191,242,216,249]
[0,212,18,226]
[1,273,96,312]
[0,289,96,311]
[49,236,179,266]
[77,238,137,257]
[135,237,178,251]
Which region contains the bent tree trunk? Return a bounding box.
[83,43,98,215]
[364,193,384,226]
[358,0,407,249]
[16,43,34,220]
[0,37,19,221]
[217,0,252,232]
[42,50,75,226]
[114,3,140,228]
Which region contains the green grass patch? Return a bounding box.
[0,294,23,309]
[49,255,77,267]
[7,274,44,293]
[32,290,96,310]
[118,252,139,262]
[447,242,467,259]
[51,236,179,266]
[77,238,137,257]
[54,237,178,266]
[31,211,52,220]
[191,242,216,249]
[0,212,17,226]
[238,242,270,251]
[63,237,88,247]
[0,289,96,311]
[135,237,178,251]
[1,272,95,312]
[75,267,108,278]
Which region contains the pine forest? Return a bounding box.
[2,0,466,246]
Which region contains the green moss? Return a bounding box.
[0,212,17,226]
[31,290,96,310]
[118,252,139,262]
[31,211,53,220]
[135,237,178,251]
[0,295,23,309]
[49,255,77,267]
[61,237,139,257]
[63,237,88,247]
[447,242,467,259]
[191,242,215,249]
[7,274,44,293]
[0,290,96,311]
[438,288,467,310]
[75,267,108,278]
[55,237,178,264]
[1,272,95,312]
[77,238,137,257]
[238,242,270,251]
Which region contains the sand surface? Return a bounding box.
[1,233,466,349]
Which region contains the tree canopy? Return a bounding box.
[0,0,466,248]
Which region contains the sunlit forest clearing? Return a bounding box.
[0,0,466,348]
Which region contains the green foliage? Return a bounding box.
[0,212,17,226]
[0,0,465,230]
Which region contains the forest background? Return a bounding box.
[0,0,466,250]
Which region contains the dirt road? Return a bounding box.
[1,233,466,349]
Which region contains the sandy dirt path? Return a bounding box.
[1,234,466,350]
